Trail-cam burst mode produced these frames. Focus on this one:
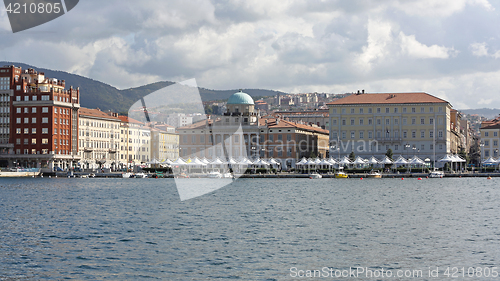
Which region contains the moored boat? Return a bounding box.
[309,173,322,179]
[429,169,444,178]
[366,170,382,178]
[0,168,40,177]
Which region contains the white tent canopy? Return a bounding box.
[438,154,454,163]
[483,157,497,164]
[409,156,425,165]
[393,156,409,165]
[379,156,394,164]
[368,157,379,165]
[339,156,352,165]
[353,157,366,165]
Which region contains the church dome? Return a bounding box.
[227,90,254,105]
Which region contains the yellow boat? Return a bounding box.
[335,171,348,178]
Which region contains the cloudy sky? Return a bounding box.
[1,0,500,109]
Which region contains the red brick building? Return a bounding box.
[4,67,80,170]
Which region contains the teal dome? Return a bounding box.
[227,91,254,105]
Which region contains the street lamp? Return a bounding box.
[480,142,484,173]
[405,143,410,159]
[412,146,416,157]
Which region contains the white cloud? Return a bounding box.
[356,19,394,69]
[470,42,489,57]
[400,33,456,59]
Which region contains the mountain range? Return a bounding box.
[0,61,285,114]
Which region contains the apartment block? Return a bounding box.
[327,92,453,161]
[480,116,500,158]
[78,108,121,170]
[8,68,80,170]
[118,116,151,166]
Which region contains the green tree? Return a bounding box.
[385,148,393,160]
[309,151,317,159]
[458,148,470,165]
[349,151,355,162]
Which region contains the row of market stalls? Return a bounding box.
[295,154,468,172]
[146,157,282,173]
[145,154,468,173]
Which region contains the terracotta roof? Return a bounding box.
[117,115,144,125]
[327,92,449,105]
[78,107,121,121]
[273,110,329,117]
[259,117,329,134]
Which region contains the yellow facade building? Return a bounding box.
[327,92,453,161]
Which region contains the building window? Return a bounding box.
[368,119,372,125]
[351,131,355,139]
[332,119,337,126]
[485,132,489,137]
[359,119,364,125]
[394,108,398,113]
[32,117,36,123]
[342,119,346,126]
[368,108,372,113]
[24,117,29,124]
[31,139,36,144]
[24,139,28,144]
[342,132,346,139]
[377,119,381,125]
[278,135,282,141]
[350,119,355,125]
[485,140,489,146]
[394,118,399,125]
[386,119,390,125]
[359,108,364,114]
[385,108,389,113]
[403,107,407,113]
[368,131,373,139]
[438,107,443,112]
[16,118,21,124]
[494,132,498,137]
[16,108,21,113]
[16,139,20,144]
[421,144,425,150]
[429,107,434,113]
[16,128,21,134]
[421,131,425,138]
[438,131,443,138]
[411,107,416,113]
[342,108,346,114]
[420,107,425,113]
[24,128,28,134]
[359,131,364,139]
[430,130,434,138]
[42,139,48,144]
[395,145,399,150]
[377,108,381,113]
[485,150,489,157]
[32,128,36,134]
[430,118,434,125]
[403,131,407,138]
[287,134,291,141]
[332,109,337,114]
[420,118,425,125]
[351,108,355,114]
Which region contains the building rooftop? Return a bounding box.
[227,90,254,105]
[79,107,121,121]
[327,92,449,105]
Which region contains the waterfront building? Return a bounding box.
[118,115,151,167]
[5,67,80,171]
[0,65,19,159]
[150,124,179,160]
[327,92,454,162]
[258,117,329,168]
[78,108,121,170]
[480,116,500,159]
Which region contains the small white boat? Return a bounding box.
[309,173,322,179]
[122,172,133,178]
[429,169,444,178]
[222,172,233,178]
[207,171,222,178]
[135,172,148,178]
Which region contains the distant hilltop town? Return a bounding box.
[0,65,498,172]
